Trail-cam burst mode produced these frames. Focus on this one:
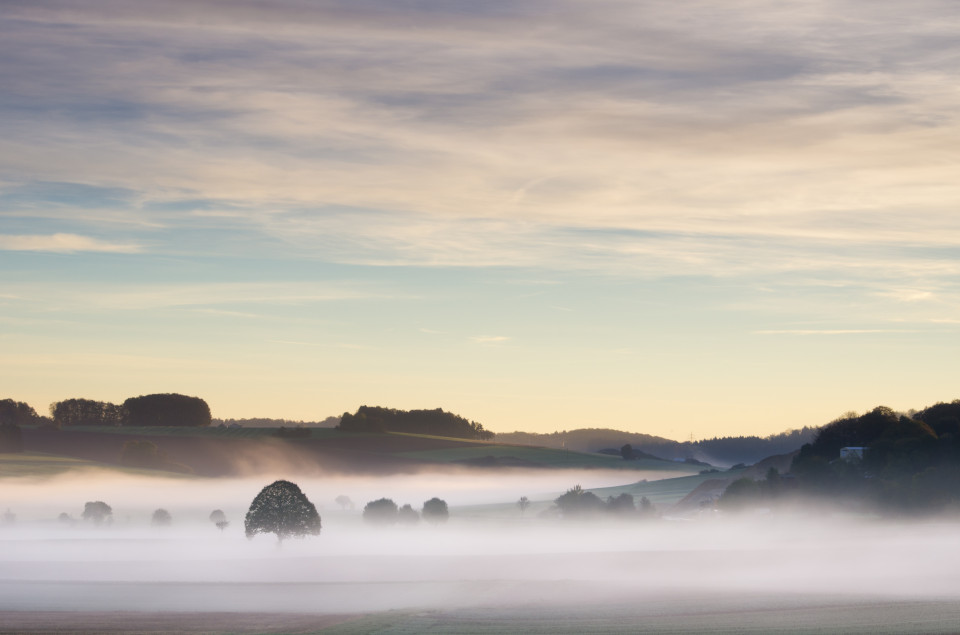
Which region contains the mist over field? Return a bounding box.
[4,469,960,632]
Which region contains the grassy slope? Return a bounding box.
[18,426,705,475]
[0,452,192,479]
[394,442,699,471]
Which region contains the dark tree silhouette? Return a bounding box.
[606,493,636,515]
[620,444,633,460]
[398,504,420,525]
[362,498,399,525]
[0,399,42,426]
[555,485,605,518]
[151,508,172,527]
[82,501,112,526]
[338,406,493,440]
[123,393,211,427]
[50,398,122,427]
[422,497,449,524]
[244,480,321,542]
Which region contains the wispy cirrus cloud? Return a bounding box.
[470,335,510,344]
[0,233,141,253]
[1,0,957,262]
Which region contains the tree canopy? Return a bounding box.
[244,480,321,542]
[151,508,172,527]
[51,398,123,427]
[338,406,493,440]
[82,501,112,526]
[123,394,211,427]
[362,498,399,525]
[422,497,449,524]
[0,399,42,426]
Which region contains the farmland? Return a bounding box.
[15,426,708,478]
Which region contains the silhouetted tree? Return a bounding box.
[398,504,420,525]
[0,399,41,426]
[555,485,605,518]
[606,493,636,515]
[422,497,449,524]
[363,498,399,525]
[122,393,211,427]
[517,496,530,516]
[209,509,229,532]
[82,501,112,526]
[637,496,655,518]
[338,406,493,440]
[50,398,122,427]
[335,495,354,510]
[620,444,633,460]
[151,508,172,527]
[244,480,321,543]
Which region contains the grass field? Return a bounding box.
[17,426,706,476]
[394,443,700,471]
[0,452,196,479]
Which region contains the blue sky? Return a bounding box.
[2,1,959,437]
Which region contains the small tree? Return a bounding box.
[363,498,398,525]
[2,509,15,525]
[209,509,229,532]
[555,485,605,518]
[82,501,112,526]
[398,504,420,525]
[422,497,449,524]
[606,493,636,515]
[517,496,530,516]
[620,444,633,461]
[151,508,172,527]
[335,495,354,510]
[638,496,655,518]
[244,480,321,543]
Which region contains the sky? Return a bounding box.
[1,1,959,439]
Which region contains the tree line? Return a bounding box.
[0,394,212,431]
[337,406,494,440]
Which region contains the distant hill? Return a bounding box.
[496,427,818,467]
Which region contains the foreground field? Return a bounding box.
[3,517,960,634]
[4,595,960,634]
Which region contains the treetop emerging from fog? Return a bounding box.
[244,480,321,543]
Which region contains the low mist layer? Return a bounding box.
[3,470,960,625]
